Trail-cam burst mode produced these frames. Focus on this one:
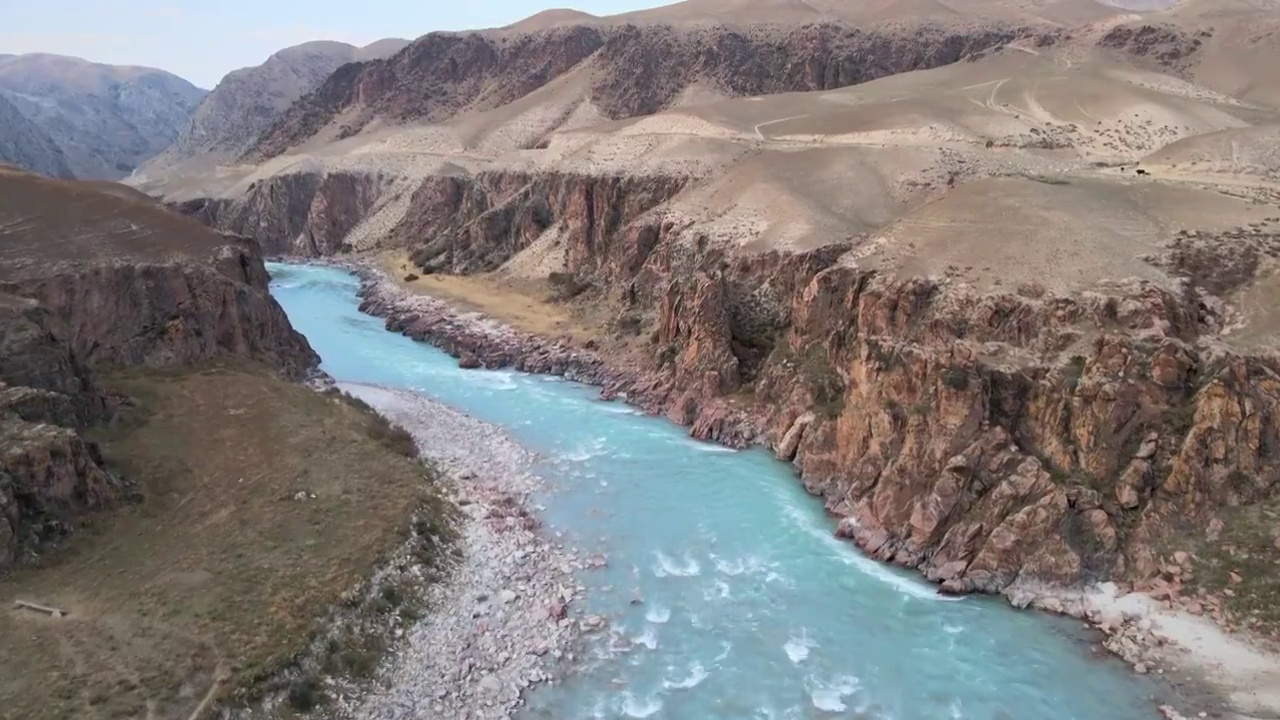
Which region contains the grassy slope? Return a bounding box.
[0,364,453,720]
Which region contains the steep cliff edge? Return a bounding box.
[0,168,317,570]
[195,161,1280,628]
[166,0,1280,654]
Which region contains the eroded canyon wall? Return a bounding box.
[181,166,1278,599]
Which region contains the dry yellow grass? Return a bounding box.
[380,251,602,341]
[0,364,450,720]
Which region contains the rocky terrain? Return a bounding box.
[245,22,1034,161]
[0,94,73,179]
[0,54,206,180]
[122,0,1280,715]
[326,383,594,720]
[0,166,315,570]
[160,0,1280,609]
[131,39,408,188]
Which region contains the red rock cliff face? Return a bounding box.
[395,171,687,275]
[649,258,1278,594]
[180,163,1274,597]
[177,172,387,257]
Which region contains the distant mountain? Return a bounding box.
[132,39,409,181]
[0,93,74,179]
[0,54,206,180]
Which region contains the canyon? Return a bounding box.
[3,0,1280,716]
[162,0,1280,642]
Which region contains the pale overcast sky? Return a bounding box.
[0,0,671,88]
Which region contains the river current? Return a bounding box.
[268,263,1160,720]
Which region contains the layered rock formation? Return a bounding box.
[0,54,206,180]
[0,168,317,570]
[164,0,1280,611]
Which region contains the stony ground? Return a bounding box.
[334,383,597,720]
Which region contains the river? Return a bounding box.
[268,262,1163,720]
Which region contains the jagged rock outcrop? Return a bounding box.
[248,22,1028,159]
[0,54,206,180]
[0,418,119,569]
[399,172,687,275]
[0,169,318,570]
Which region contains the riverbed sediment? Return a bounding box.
[331,382,594,720]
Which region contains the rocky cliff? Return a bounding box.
[185,163,1279,606]
[248,22,1030,160]
[0,168,317,571]
[0,54,206,180]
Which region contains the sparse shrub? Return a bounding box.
[366,415,418,459]
[320,633,386,680]
[403,273,420,282]
[547,271,591,301]
[613,310,643,337]
[1064,355,1087,389]
[379,583,404,608]
[943,365,971,391]
[325,389,419,459]
[287,675,326,712]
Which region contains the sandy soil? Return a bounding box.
[1085,583,1280,720]
[379,252,601,342]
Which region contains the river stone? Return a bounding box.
[478,673,502,694]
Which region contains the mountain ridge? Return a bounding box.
[0,53,205,180]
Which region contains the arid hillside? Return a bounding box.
[143,1,1280,696]
[0,95,73,180]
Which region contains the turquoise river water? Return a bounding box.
[268,263,1161,720]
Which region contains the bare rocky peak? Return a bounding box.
[0,93,74,179]
[135,38,408,176]
[0,54,206,180]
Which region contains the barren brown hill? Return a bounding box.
[233,0,1279,169]
[503,7,602,31]
[245,21,1038,161]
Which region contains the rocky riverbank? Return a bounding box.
[332,382,597,720]
[325,261,1280,720]
[350,266,763,447]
